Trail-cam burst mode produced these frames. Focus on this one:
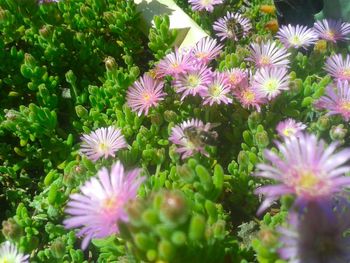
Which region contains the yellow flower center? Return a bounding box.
[195,52,208,59]
[187,75,200,87]
[325,30,335,40]
[289,35,302,46]
[98,142,109,153]
[294,170,320,195]
[264,79,279,92]
[142,93,151,102]
[259,55,271,65]
[340,101,350,112]
[200,0,212,6]
[282,128,295,137]
[209,84,221,97]
[242,90,255,102]
[102,197,118,213]
[341,68,350,78]
[171,62,179,70]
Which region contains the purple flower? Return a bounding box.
[246,40,290,69]
[169,118,214,159]
[213,11,252,41]
[126,73,166,116]
[0,241,29,263]
[279,199,350,263]
[324,54,350,83]
[235,85,267,112]
[254,133,350,214]
[64,161,145,249]
[314,81,350,121]
[202,72,233,105]
[172,65,212,100]
[80,126,128,162]
[277,24,318,49]
[314,19,350,43]
[191,37,223,65]
[252,67,290,100]
[276,118,306,138]
[188,0,223,12]
[154,49,195,78]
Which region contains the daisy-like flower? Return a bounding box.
[80,126,128,162]
[213,11,252,41]
[154,49,194,78]
[314,81,350,121]
[188,0,223,12]
[126,73,166,116]
[246,40,290,69]
[279,199,350,263]
[254,133,350,215]
[64,161,145,250]
[202,72,233,105]
[276,118,307,138]
[324,54,350,83]
[276,24,318,49]
[252,67,290,100]
[314,19,350,43]
[0,241,29,263]
[191,37,223,65]
[224,68,247,89]
[172,65,212,100]
[169,118,214,159]
[235,85,267,112]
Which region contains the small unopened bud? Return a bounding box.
[176,164,195,183]
[265,19,279,33]
[104,56,117,71]
[2,218,22,240]
[164,110,177,122]
[39,25,53,39]
[317,115,330,131]
[314,40,327,54]
[260,5,276,14]
[51,238,66,258]
[255,131,269,148]
[160,191,188,224]
[330,124,347,141]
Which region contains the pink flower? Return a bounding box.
[169,118,215,159]
[172,65,212,100]
[246,40,290,69]
[188,0,223,12]
[314,19,350,43]
[235,85,267,112]
[213,12,252,41]
[64,161,145,249]
[276,118,306,138]
[223,68,248,90]
[126,73,166,116]
[254,133,350,214]
[202,72,233,105]
[80,126,128,162]
[277,24,318,49]
[252,67,290,100]
[324,54,350,83]
[154,49,195,78]
[191,37,223,65]
[314,81,350,121]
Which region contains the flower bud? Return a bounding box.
[2,218,22,240]
[330,124,347,141]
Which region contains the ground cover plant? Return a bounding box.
[1,0,350,262]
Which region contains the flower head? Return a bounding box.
[224,68,248,89]
[188,0,223,12]
[64,161,145,249]
[246,40,290,69]
[254,133,350,214]
[314,81,350,121]
[0,242,29,263]
[169,118,214,159]
[279,199,350,263]
[80,126,128,162]
[213,12,252,41]
[252,67,290,100]
[202,72,233,105]
[172,65,212,100]
[324,54,350,83]
[235,85,267,112]
[314,19,350,43]
[277,24,318,49]
[276,118,307,138]
[126,73,166,116]
[154,49,194,78]
[191,37,223,65]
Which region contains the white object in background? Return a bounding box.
[134,0,209,49]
